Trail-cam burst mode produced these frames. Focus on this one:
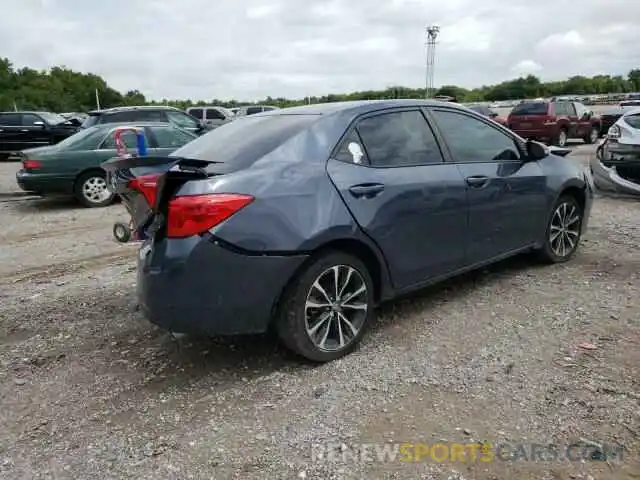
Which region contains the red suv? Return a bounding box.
[507,101,601,147]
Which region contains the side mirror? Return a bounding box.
[582,112,591,119]
[33,121,45,128]
[525,139,548,160]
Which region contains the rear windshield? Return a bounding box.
[169,114,319,170]
[624,114,640,129]
[53,126,106,149]
[510,102,549,116]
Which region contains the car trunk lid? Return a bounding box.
[102,156,215,239]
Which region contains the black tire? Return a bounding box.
[113,222,132,243]
[583,126,599,144]
[74,170,115,208]
[536,194,583,264]
[275,251,375,362]
[553,128,569,147]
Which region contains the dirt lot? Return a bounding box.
[0,145,638,479]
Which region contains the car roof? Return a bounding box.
[87,105,181,115]
[88,121,180,130]
[253,99,471,117]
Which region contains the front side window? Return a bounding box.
[21,113,43,125]
[205,108,226,120]
[355,110,444,167]
[431,109,521,163]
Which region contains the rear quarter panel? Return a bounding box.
[177,113,371,253]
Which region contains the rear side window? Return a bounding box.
[151,126,195,148]
[355,110,444,167]
[81,115,99,128]
[171,114,319,170]
[510,102,549,116]
[102,111,136,123]
[99,131,139,149]
[0,113,21,125]
[624,114,640,129]
[188,108,203,120]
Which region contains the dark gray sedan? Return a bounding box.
[104,100,594,362]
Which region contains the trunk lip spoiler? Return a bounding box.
[100,155,221,173]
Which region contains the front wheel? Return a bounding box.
[536,195,583,263]
[276,251,375,362]
[74,171,115,208]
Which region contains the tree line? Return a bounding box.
[1,57,639,112]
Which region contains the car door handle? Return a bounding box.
[20,129,29,132]
[348,183,385,198]
[465,175,490,188]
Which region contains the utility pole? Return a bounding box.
[425,25,440,99]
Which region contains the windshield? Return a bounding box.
[39,112,68,125]
[510,102,549,116]
[53,126,106,150]
[170,114,320,170]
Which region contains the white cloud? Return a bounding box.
[1,0,638,101]
[511,60,543,75]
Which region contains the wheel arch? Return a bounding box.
[269,236,393,329]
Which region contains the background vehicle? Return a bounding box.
[507,101,601,146]
[104,100,593,363]
[229,107,240,115]
[0,111,79,155]
[81,106,211,136]
[186,106,234,128]
[599,108,640,183]
[15,122,196,207]
[466,104,507,126]
[234,105,280,116]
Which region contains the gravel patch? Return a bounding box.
[0,145,638,479]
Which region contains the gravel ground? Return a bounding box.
[0,145,638,480]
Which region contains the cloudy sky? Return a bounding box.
[2,0,638,101]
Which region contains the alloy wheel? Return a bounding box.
[82,176,111,204]
[304,265,368,352]
[549,201,581,258]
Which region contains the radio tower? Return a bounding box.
[425,25,440,98]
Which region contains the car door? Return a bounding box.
[147,125,197,155]
[573,102,591,137]
[426,107,547,265]
[19,113,51,150]
[0,113,22,152]
[562,102,580,138]
[326,108,469,290]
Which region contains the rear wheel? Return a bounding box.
[276,251,375,362]
[537,195,583,263]
[74,170,115,208]
[554,128,568,147]
[113,222,132,243]
[584,126,598,144]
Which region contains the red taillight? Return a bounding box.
[128,173,161,207]
[23,160,41,170]
[166,194,254,238]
